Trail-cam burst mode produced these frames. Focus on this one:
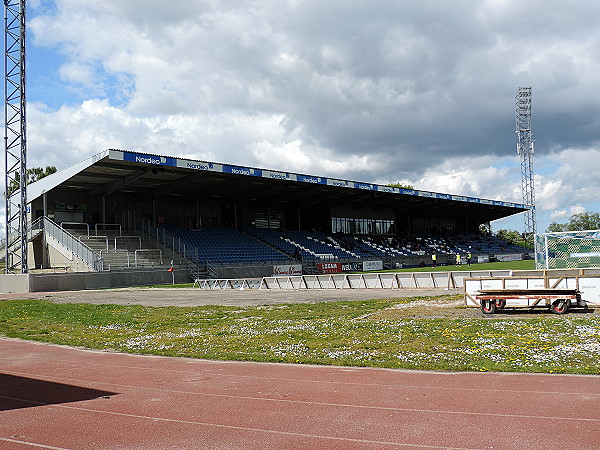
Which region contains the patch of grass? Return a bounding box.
[1,296,598,374]
[368,259,535,273]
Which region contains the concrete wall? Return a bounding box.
[0,269,190,294]
[0,274,30,294]
[214,264,276,279]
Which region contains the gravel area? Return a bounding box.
[2,287,597,317]
[1,287,460,307]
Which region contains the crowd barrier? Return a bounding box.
[194,270,512,290]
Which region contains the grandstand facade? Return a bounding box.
[23,149,528,281]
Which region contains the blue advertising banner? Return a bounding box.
[354,182,376,191]
[123,152,177,167]
[297,174,326,184]
[222,165,262,177]
[109,150,527,210]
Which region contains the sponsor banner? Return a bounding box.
[262,170,297,181]
[452,195,467,201]
[417,191,434,198]
[297,174,326,184]
[123,151,177,167]
[436,193,451,200]
[377,186,399,194]
[467,197,479,203]
[400,189,416,195]
[223,165,261,177]
[570,252,600,258]
[495,254,523,262]
[177,159,222,172]
[477,255,490,263]
[363,260,383,271]
[317,262,342,274]
[273,264,303,276]
[327,179,350,188]
[480,199,493,205]
[354,182,376,191]
[341,262,362,272]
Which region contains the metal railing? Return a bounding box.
[115,235,141,250]
[134,249,163,266]
[79,235,109,250]
[192,269,513,290]
[33,217,99,270]
[99,249,130,270]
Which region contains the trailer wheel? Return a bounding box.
[495,299,506,309]
[551,299,569,315]
[481,300,497,314]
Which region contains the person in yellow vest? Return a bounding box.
[467,252,472,266]
[455,253,461,266]
[432,253,437,267]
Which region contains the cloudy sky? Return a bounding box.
[16,0,600,232]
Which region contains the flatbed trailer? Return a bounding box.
[476,288,581,314]
[464,274,600,314]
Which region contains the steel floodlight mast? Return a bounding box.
[515,86,537,252]
[4,0,27,273]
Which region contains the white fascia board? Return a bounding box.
[27,150,110,203]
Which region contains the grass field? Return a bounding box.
[370,259,536,273]
[1,294,598,375]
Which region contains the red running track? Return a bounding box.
[1,337,599,449]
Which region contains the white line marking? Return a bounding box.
[0,437,70,450]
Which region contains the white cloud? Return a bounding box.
[20,0,600,235]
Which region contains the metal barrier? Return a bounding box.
[193,270,513,290]
[116,235,142,250]
[79,235,109,250]
[193,278,263,290]
[34,217,99,270]
[134,249,163,266]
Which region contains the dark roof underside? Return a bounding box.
[47,156,526,224]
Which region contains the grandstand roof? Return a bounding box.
[29,149,527,223]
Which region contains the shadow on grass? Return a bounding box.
[481,307,596,317]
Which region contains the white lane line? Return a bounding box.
[5,357,600,398]
[2,385,599,423]
[40,402,477,449]
[0,437,70,450]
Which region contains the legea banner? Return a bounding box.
[317,262,342,274]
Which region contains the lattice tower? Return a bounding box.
[515,87,536,253]
[4,0,28,273]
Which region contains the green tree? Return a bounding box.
[546,212,600,232]
[6,166,57,197]
[479,222,491,235]
[386,182,414,189]
[546,221,567,232]
[495,229,533,249]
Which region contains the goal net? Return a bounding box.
[536,230,600,269]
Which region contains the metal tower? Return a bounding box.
[515,86,536,248]
[4,0,27,273]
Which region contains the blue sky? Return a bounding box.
[11,0,600,233]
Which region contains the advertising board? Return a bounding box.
[273,264,302,276]
[341,262,362,272]
[317,262,342,274]
[495,254,523,262]
[362,260,383,271]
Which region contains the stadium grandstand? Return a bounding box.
[20,149,528,285]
